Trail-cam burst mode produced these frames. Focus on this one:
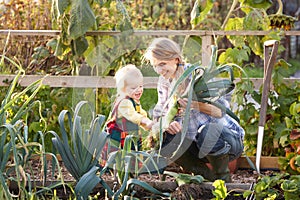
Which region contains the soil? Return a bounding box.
[27,159,275,184]
[16,159,279,199]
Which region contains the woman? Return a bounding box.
[143,37,244,182]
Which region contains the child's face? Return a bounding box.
[124,76,144,101]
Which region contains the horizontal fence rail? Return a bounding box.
[0,30,299,89]
[0,75,298,89]
[0,75,157,88]
[1,30,300,36]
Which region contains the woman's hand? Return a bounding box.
[166,121,182,135]
[177,98,188,107]
[177,98,222,118]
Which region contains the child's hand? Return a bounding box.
[141,117,154,130]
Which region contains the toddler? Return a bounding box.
[106,64,153,150]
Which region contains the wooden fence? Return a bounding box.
[1,30,300,89]
[0,75,299,90]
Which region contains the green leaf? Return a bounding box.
[68,0,96,39]
[54,37,71,59]
[177,173,194,186]
[243,190,253,198]
[32,47,50,59]
[163,171,204,186]
[225,17,244,30]
[0,171,13,199]
[212,180,227,199]
[75,166,107,199]
[29,122,42,133]
[244,10,267,30]
[225,18,245,47]
[182,35,202,62]
[219,47,250,66]
[190,0,214,28]
[247,36,263,56]
[127,179,170,197]
[294,155,300,167]
[95,0,112,7]
[71,36,89,56]
[50,101,109,183]
[52,0,71,17]
[113,156,132,198]
[279,133,290,147]
[163,171,180,179]
[281,180,298,192]
[85,37,101,69]
[190,175,205,184]
[241,0,273,9]
[116,0,133,32]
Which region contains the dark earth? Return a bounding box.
[11,159,277,199]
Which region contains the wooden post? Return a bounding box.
[201,36,212,66]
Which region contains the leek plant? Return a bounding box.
[51,101,168,199]
[74,122,169,199]
[50,101,112,199]
[0,55,51,199]
[101,135,168,199]
[50,101,110,181]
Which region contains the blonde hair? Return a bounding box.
[114,64,143,97]
[143,37,187,95]
[144,37,183,63]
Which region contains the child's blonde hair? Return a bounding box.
[114,64,143,97]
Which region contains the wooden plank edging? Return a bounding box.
[35,154,280,170]
[237,156,281,170]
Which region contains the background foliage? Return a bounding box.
[0,0,300,155]
[0,0,300,199]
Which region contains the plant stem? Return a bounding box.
[276,0,283,15]
[221,0,239,30]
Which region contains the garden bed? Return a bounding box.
[8,156,281,199]
[25,156,278,183]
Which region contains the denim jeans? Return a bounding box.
[196,122,244,160]
[161,122,244,162]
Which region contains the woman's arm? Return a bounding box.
[177,98,222,118]
[191,101,222,118]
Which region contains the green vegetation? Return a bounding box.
[244,173,300,199]
[0,0,300,199]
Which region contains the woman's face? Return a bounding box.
[151,57,178,79]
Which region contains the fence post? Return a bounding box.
[201,35,213,66]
